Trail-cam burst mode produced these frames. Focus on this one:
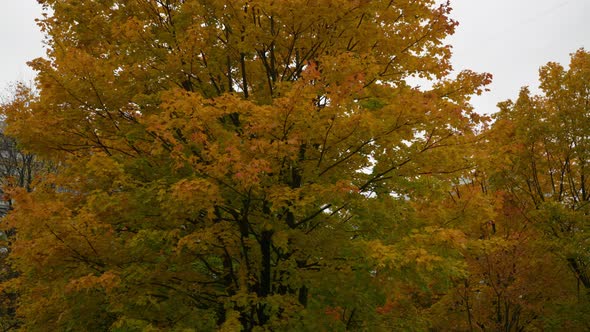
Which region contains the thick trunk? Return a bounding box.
[567,257,590,290]
[257,230,273,325]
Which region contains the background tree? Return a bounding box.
[2,0,490,330]
[0,87,46,331]
[490,49,590,294]
[429,49,590,331]
[427,175,583,331]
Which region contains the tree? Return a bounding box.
[0,86,49,331]
[2,0,490,330]
[427,176,583,331]
[0,128,37,332]
[463,49,590,330]
[490,49,590,292]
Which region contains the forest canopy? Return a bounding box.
[0,0,588,331]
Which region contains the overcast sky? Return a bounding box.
[1,1,589,114]
[448,0,590,115]
[0,1,44,98]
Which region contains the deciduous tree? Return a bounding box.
[434,49,590,331]
[2,0,490,330]
[490,49,590,294]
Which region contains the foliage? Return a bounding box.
[1,0,493,330]
[490,49,590,294]
[429,49,590,331]
[4,2,590,331]
[0,87,48,331]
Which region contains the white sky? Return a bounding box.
[0,1,44,98]
[0,0,589,114]
[448,0,589,115]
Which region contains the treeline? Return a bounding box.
[0,0,588,331]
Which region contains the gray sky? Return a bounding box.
[1,0,589,114]
[448,0,590,115]
[0,1,44,97]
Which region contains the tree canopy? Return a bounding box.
[2,0,589,331]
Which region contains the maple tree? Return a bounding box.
[426,49,590,331]
[0,87,48,331]
[490,49,590,294]
[1,0,492,330]
[426,176,585,331]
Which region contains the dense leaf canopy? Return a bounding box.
[3,1,589,331]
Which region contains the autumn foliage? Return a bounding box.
[0,0,588,331]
